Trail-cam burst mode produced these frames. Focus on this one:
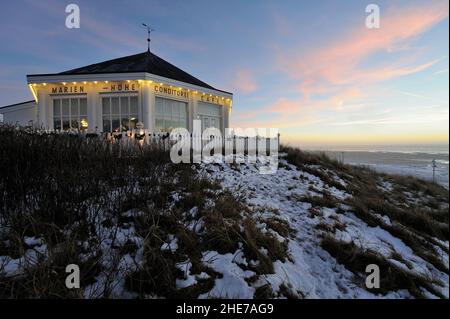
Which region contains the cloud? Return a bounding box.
[81,17,143,52]
[157,33,206,53]
[231,111,321,129]
[24,0,193,56]
[19,0,142,56]
[231,69,258,94]
[256,1,449,129]
[232,86,367,128]
[434,68,449,75]
[398,90,448,104]
[336,59,441,85]
[279,1,448,87]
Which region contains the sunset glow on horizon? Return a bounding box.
[0,0,448,148]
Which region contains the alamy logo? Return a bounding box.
[65,264,80,289]
[365,4,380,29]
[170,120,279,174]
[65,4,80,29]
[365,264,380,289]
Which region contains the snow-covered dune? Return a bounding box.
[1,128,448,299]
[197,153,449,299]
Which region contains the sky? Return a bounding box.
[0,0,448,148]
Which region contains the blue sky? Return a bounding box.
[0,0,448,146]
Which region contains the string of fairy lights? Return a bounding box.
[28,80,233,107]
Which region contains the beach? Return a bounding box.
[322,149,449,188]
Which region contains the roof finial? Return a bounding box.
[142,23,154,52]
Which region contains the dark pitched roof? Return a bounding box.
[30,51,231,94]
[0,100,36,110]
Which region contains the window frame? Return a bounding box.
[52,96,88,131]
[101,94,139,132]
[155,97,188,132]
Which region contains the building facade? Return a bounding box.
[1,51,232,134]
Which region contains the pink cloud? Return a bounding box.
[232,70,258,94]
[255,1,449,129]
[264,98,301,115]
[232,86,366,128]
[231,111,319,129]
[351,59,440,83]
[279,1,448,86]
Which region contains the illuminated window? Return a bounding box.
[102,95,138,132]
[53,97,88,131]
[155,97,187,132]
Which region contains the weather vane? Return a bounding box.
[142,23,155,52]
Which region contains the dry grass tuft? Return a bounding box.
[321,236,446,299]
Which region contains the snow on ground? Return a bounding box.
[198,157,449,299]
[1,155,447,299]
[0,236,47,278]
[199,250,256,299]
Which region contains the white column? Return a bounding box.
[188,93,195,132]
[224,104,230,130]
[46,93,52,130]
[192,96,199,133]
[87,86,97,133]
[221,104,226,133]
[142,82,155,132]
[149,84,155,132]
[37,89,49,129]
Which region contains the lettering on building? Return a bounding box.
[200,95,222,105]
[52,86,85,94]
[154,85,189,99]
[106,83,136,92]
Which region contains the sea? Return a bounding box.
[300,144,449,188]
